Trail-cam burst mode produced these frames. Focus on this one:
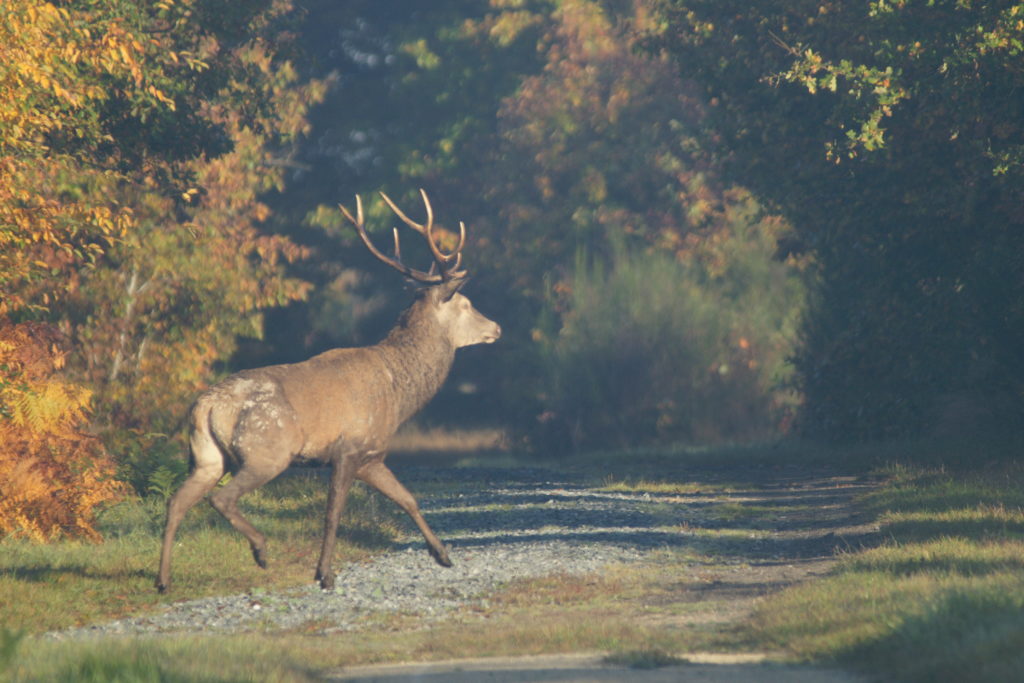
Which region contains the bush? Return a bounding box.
[0,321,126,541]
[527,216,804,451]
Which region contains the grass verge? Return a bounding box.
[747,459,1024,682]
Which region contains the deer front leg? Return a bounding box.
[357,460,452,567]
[315,456,357,590]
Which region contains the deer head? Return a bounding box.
[339,189,500,348]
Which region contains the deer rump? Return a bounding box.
[156,189,500,593]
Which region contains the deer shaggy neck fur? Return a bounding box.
[377,290,457,424]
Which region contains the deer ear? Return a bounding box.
[436,276,469,302]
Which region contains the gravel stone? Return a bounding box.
[47,465,704,640]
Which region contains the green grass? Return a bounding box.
[747,459,1024,682]
[709,501,810,523]
[5,636,316,682]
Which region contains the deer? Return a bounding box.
[156,189,501,593]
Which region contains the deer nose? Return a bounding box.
[482,323,501,343]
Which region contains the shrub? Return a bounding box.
[527,205,804,451]
[0,321,126,541]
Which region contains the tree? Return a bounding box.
[62,1,325,487]
[68,38,320,440]
[651,0,1024,439]
[1,0,325,520]
[0,0,185,532]
[0,0,160,316]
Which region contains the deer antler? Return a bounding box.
[339,189,467,284]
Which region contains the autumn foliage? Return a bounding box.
[0,321,126,541]
[0,0,162,539]
[1,0,321,540]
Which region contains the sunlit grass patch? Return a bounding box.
[597,476,737,494]
[488,571,623,610]
[390,425,507,454]
[750,568,1024,682]
[844,536,1024,577]
[750,565,1017,645]
[746,462,1024,682]
[682,525,772,541]
[711,502,789,522]
[864,462,1024,516]
[874,504,1024,546]
[0,534,169,632]
[603,648,687,669]
[6,616,708,683]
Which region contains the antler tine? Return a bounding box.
[379,189,468,281]
[445,224,467,278]
[339,195,440,283]
[343,189,469,284]
[455,221,467,254]
[418,189,464,263]
[378,191,426,234]
[419,188,434,233]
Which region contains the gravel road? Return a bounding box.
[47,462,875,641]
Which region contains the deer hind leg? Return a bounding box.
[357,460,452,568]
[208,456,290,570]
[208,405,298,570]
[156,427,226,593]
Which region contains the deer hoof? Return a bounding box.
[430,545,453,568]
[252,546,268,569]
[319,574,335,591]
[155,581,169,594]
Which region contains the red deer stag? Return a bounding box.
[156,189,500,592]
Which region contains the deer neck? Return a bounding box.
[377,302,456,422]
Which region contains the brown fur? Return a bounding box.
[156,285,500,592]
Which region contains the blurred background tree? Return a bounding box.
[1,0,172,536]
[649,0,1024,440]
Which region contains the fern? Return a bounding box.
[146,464,185,500]
[9,379,91,431]
[0,321,126,542]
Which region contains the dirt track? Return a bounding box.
[53,460,879,681]
[320,460,880,682]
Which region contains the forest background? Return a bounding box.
[1,0,1021,541]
